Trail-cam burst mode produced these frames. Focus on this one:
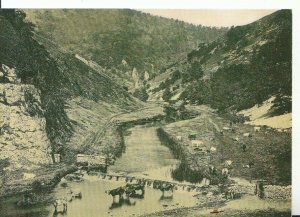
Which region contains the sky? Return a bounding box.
[140,9,277,27]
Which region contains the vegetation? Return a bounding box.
[182,61,204,83]
[0,10,138,157]
[0,10,73,155]
[132,87,149,102]
[154,10,291,115]
[26,9,227,80]
[172,163,204,183]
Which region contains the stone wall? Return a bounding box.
[0,81,52,172]
[264,185,292,200]
[229,184,291,200]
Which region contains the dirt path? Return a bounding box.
[81,103,165,149]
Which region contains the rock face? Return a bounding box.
[0,70,52,172]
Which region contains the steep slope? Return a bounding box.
[0,10,73,158]
[25,9,227,89]
[0,67,52,173]
[0,10,141,162]
[150,10,292,116]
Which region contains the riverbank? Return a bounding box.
[158,105,291,186]
[0,164,77,198]
[142,193,291,217]
[82,105,166,160]
[0,105,165,200]
[143,206,291,217]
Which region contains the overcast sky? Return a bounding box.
[140,9,277,27]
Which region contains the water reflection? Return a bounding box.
[109,126,179,176]
[159,194,173,201]
[52,210,67,217]
[1,125,199,217]
[109,197,136,210]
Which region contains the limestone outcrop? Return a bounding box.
[0,65,52,172]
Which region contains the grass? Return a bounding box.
[161,105,291,185]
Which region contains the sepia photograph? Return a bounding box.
[0,6,294,217]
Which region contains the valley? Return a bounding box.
[0,9,292,217]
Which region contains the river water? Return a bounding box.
[110,125,179,181]
[0,125,198,217]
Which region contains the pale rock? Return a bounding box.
[4,144,16,151]
[0,81,52,172]
[1,64,21,83]
[23,172,36,180]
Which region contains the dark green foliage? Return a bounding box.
[24,89,44,117]
[171,163,204,183]
[162,88,172,102]
[213,122,291,185]
[181,10,291,113]
[132,87,149,102]
[219,111,250,124]
[0,10,73,154]
[180,80,211,105]
[270,95,292,116]
[31,180,43,193]
[28,9,227,78]
[0,158,10,172]
[163,105,180,122]
[182,61,204,83]
[1,10,139,157]
[152,70,182,93]
[226,25,252,46]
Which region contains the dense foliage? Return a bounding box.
[26,9,227,77]
[179,10,292,113]
[0,10,138,157]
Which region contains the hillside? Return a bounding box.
[0,10,141,161]
[25,9,227,91]
[149,10,292,116]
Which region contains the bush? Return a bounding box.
[132,87,149,101]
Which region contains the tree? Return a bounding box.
[162,87,172,102]
[183,61,204,83]
[132,87,149,102]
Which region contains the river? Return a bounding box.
[0,125,199,217]
[110,125,179,180]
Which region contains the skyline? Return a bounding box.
[140,9,277,27]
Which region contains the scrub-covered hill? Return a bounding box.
[25,9,227,91]
[0,10,141,164]
[149,10,291,117]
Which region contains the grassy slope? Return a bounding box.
[25,9,227,80]
[31,32,146,158]
[0,10,142,159]
[149,10,291,115]
[162,105,291,185]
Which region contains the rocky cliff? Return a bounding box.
[0,65,51,173]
